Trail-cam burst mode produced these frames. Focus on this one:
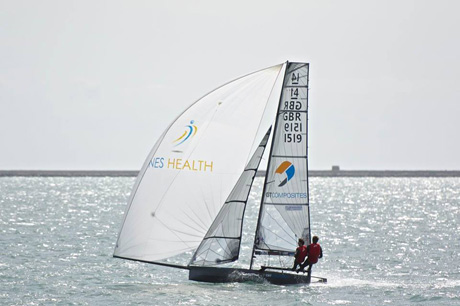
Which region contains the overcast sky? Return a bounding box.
[1,0,459,170]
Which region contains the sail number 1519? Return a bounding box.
[284,134,302,143]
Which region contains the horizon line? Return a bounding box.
[1,170,460,178]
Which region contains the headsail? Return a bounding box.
[252,63,310,259]
[189,128,272,266]
[114,64,286,263]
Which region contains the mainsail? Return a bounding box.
[252,63,310,258]
[189,128,271,266]
[114,64,286,263]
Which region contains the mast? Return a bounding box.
[250,62,310,270]
[249,61,290,270]
[306,65,311,244]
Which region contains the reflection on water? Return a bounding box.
[1,177,459,305]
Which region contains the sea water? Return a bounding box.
[1,177,459,305]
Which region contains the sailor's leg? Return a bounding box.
[297,260,312,273]
[297,261,306,272]
[306,265,312,283]
[292,261,299,270]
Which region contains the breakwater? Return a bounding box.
[1,170,460,177]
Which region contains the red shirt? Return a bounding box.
[295,245,308,263]
[307,243,322,264]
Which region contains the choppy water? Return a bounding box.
[1,177,459,305]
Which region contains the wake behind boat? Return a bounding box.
[113,61,326,285]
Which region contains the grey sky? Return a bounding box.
[1,0,459,170]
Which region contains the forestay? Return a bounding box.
[114,64,286,262]
[253,63,310,256]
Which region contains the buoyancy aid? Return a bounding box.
[307,243,321,264]
[295,245,308,263]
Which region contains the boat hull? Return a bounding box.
[188,266,311,285]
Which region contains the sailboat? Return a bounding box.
[114,61,326,285]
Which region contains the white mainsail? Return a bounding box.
[114,64,286,262]
[253,63,310,255]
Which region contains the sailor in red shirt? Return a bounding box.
[298,235,323,272]
[292,238,308,270]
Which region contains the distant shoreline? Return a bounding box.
[1,170,460,177]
